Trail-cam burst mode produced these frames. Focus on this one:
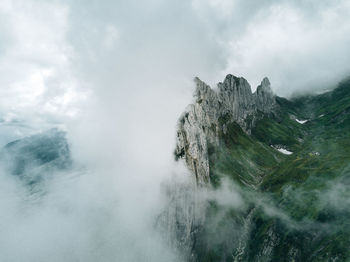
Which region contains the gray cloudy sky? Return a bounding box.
[1,0,350,138]
[0,0,350,261]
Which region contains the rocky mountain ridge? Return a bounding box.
[165,75,350,261]
[175,74,277,186]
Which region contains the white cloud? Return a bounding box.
[0,0,86,140]
[220,1,350,95]
[103,24,120,49]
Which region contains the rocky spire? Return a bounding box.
[175,74,277,186]
[255,77,275,113]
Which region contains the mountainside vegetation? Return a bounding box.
[174,77,350,262]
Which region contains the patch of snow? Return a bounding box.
[318,114,325,118]
[277,148,293,155]
[271,145,293,155]
[296,119,308,124]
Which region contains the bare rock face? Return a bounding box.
[162,74,277,259]
[255,77,275,113]
[175,74,276,186]
[217,74,256,129]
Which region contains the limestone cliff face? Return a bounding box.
[175,74,277,186]
[254,77,275,113]
[165,76,350,261]
[162,74,277,260]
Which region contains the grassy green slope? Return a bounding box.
[193,79,350,261]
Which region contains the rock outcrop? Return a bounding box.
[162,74,277,260]
[164,75,350,262]
[175,74,277,186]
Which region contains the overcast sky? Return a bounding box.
[1,0,350,137]
[0,1,350,261]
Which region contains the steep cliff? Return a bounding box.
[167,75,350,261]
[175,74,277,186]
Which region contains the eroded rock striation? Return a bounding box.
[175,74,277,186]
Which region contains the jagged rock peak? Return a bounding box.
[194,76,216,103]
[222,74,252,89]
[175,74,277,186]
[254,77,275,113]
[195,74,274,98]
[256,77,273,94]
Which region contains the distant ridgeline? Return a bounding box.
[0,128,72,187]
[164,74,350,261]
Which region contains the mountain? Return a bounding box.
[166,75,350,261]
[175,75,277,186]
[0,128,72,186]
